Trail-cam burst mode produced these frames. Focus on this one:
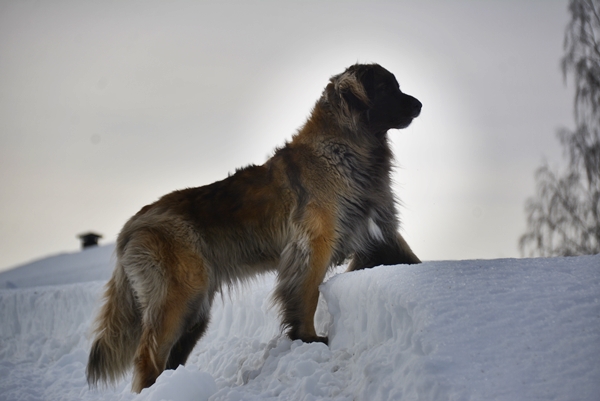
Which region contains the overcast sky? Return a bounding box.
[0,0,573,271]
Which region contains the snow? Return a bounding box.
[0,247,599,401]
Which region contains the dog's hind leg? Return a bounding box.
[132,297,189,392]
[165,293,213,370]
[131,277,209,392]
[126,237,209,393]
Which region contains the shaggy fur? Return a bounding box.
[86,63,422,393]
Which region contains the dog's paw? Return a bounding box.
[314,335,329,346]
[287,330,329,346]
[303,335,329,346]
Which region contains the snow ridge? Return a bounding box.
[0,250,599,400]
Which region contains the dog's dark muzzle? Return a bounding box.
[409,96,422,118]
[393,95,421,129]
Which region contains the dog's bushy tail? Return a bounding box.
[87,261,141,388]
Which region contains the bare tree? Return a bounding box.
[520,0,600,257]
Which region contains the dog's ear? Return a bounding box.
[355,66,376,103]
[326,69,370,113]
[342,86,370,112]
[337,70,370,111]
[325,81,338,105]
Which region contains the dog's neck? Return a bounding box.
[291,97,389,150]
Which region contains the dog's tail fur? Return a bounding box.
[87,261,141,388]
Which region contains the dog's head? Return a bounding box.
[325,63,422,133]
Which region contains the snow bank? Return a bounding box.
[0,282,107,400]
[0,244,115,289]
[323,257,600,400]
[0,249,598,401]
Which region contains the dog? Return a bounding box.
[86,63,422,393]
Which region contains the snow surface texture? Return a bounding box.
[0,245,599,401]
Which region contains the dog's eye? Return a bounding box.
[377,83,393,92]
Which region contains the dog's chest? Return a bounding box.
[330,209,383,263]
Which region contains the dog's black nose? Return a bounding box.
[411,98,422,118]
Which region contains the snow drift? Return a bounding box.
[0,246,598,400]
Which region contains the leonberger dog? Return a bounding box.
[87,63,422,393]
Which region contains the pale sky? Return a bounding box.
[0,0,572,271]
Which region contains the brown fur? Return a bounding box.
[86,63,422,393]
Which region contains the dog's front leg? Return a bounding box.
[274,234,331,344]
[347,232,420,271]
[274,211,334,344]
